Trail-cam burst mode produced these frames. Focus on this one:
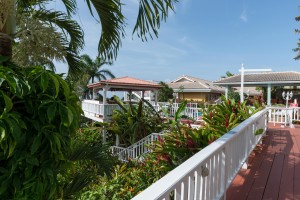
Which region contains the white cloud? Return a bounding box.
[240,9,248,22]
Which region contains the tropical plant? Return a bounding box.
[157,81,174,102]
[80,54,115,83]
[0,61,82,199]
[0,61,117,198]
[108,96,164,146]
[202,96,259,139]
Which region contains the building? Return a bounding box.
[168,75,225,103]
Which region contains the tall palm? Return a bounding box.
[295,11,300,59]
[81,54,115,83]
[1,0,178,71]
[221,71,234,79]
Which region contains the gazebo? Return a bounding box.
[213,71,300,106]
[82,76,162,122]
[87,76,162,103]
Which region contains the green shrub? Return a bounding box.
[0,64,82,199]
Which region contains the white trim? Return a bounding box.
[172,76,195,83]
[214,80,300,86]
[173,88,212,93]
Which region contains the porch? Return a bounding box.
[227,124,300,200]
[131,107,300,200]
[82,100,203,122]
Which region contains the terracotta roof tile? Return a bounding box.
[101,76,159,86]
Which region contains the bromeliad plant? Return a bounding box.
[108,96,165,146]
[202,96,261,140]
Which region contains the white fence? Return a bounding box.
[82,101,203,121]
[111,133,164,162]
[152,102,202,121]
[82,101,125,120]
[132,108,268,200]
[268,107,300,126]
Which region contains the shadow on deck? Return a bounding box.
[227,124,300,200]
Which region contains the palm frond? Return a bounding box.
[80,54,94,67]
[67,143,117,176]
[86,0,125,62]
[61,0,77,15]
[133,0,178,41]
[65,47,83,78]
[97,69,115,79]
[33,9,84,52]
[62,172,93,199]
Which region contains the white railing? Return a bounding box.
[82,101,104,116]
[111,133,164,162]
[82,100,204,121]
[268,107,300,126]
[82,101,126,120]
[132,108,268,200]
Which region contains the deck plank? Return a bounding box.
[262,153,284,200]
[227,124,300,200]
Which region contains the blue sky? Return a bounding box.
[53,0,300,82]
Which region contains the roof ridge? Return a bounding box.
[181,74,214,82]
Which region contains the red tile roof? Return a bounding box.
[87,76,162,90]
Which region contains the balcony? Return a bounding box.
[227,124,300,199]
[81,100,202,122]
[131,107,300,200]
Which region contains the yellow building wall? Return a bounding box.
[178,92,221,102]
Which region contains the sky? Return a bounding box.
[52,0,300,83]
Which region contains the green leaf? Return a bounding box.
[40,72,49,92]
[48,73,59,97]
[31,133,42,155]
[26,156,39,166]
[47,103,57,122]
[8,138,16,158]
[58,77,70,97]
[255,128,264,135]
[0,127,5,141]
[0,91,13,113]
[59,104,73,127]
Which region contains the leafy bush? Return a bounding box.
[107,96,166,146]
[79,97,263,200]
[0,64,82,199]
[202,96,260,139]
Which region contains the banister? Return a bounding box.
[132,108,268,200]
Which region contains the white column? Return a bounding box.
[92,88,95,100]
[141,90,145,99]
[129,91,132,102]
[267,84,271,106]
[240,65,244,103]
[102,128,107,144]
[154,90,158,105]
[103,87,108,104]
[116,135,120,146]
[225,86,229,100]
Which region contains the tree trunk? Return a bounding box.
[0,0,16,59]
[0,33,12,58]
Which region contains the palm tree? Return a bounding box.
[220,71,234,79]
[80,54,115,83]
[1,0,177,72]
[294,11,300,59]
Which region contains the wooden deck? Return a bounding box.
[227,124,300,200]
